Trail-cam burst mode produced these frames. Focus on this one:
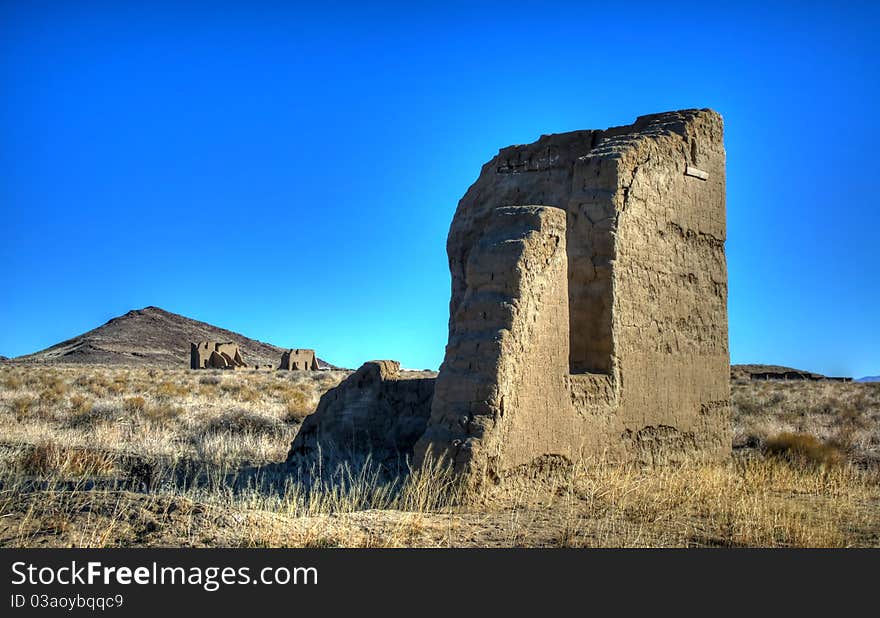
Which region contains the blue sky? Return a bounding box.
[1,1,877,376]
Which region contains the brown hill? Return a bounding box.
[12,306,334,369]
[731,364,824,380]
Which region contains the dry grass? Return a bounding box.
[0,364,878,547]
[763,432,845,465]
[17,441,116,477]
[0,364,341,464]
[492,454,878,547]
[731,378,880,465]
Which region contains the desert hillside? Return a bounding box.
[12,306,333,369]
[731,364,825,380]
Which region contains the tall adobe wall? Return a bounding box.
[413,109,730,479]
[417,206,573,476]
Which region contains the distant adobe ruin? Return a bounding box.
[190,341,247,370]
[279,349,318,371]
[288,109,731,481]
[750,371,852,382]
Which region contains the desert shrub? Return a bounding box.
[19,442,60,476]
[21,371,44,388]
[731,391,764,416]
[732,433,762,449]
[220,382,242,395]
[124,396,147,413]
[238,387,260,403]
[199,375,222,386]
[763,432,844,466]
[1,372,23,390]
[87,384,108,398]
[44,377,68,396]
[196,385,216,398]
[142,403,183,424]
[38,387,64,409]
[806,399,836,416]
[69,394,92,415]
[156,381,188,398]
[201,409,283,437]
[838,403,866,428]
[320,373,345,389]
[19,441,115,476]
[283,390,312,423]
[767,391,785,405]
[10,396,35,419]
[66,402,120,429]
[265,380,287,394]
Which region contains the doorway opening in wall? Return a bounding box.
[567,205,615,375]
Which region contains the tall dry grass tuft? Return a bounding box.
[17,441,116,477]
[763,432,845,465]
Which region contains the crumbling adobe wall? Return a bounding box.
[414,108,730,477]
[607,112,729,464]
[190,341,247,369]
[412,206,572,477]
[287,109,730,482]
[287,361,435,472]
[279,348,317,371]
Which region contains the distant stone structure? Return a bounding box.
[190,341,247,369]
[279,349,318,371]
[751,371,811,381]
[751,371,851,382]
[288,109,731,482]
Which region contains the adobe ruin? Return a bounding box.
[287,361,435,472]
[750,371,852,382]
[279,348,318,371]
[190,341,247,370]
[288,109,731,481]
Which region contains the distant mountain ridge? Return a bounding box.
[731,364,825,380]
[12,306,334,369]
[733,364,865,381]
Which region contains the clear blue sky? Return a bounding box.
[1,1,877,376]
